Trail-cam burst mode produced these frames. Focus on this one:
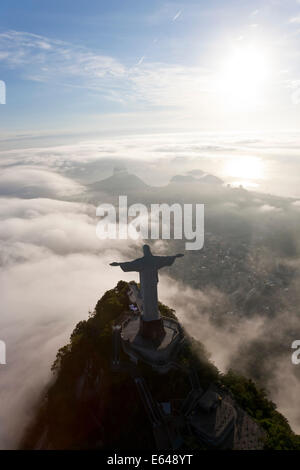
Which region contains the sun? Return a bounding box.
[224,156,264,180]
[217,43,270,110]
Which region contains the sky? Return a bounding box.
[1,0,300,142]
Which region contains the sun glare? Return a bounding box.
[225,156,264,180]
[217,44,270,110]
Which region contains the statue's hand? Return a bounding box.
[110,262,120,266]
[176,253,184,258]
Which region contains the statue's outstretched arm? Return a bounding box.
[154,253,184,269]
[110,259,142,272]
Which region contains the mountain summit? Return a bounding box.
[20,281,300,451]
[170,173,224,185]
[89,167,150,194]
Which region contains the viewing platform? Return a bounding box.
[120,315,184,372]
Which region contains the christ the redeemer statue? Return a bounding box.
[110,245,184,341]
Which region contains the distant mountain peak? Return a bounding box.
[89,168,149,194]
[113,166,128,176]
[171,172,224,185]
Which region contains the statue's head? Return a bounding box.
[143,244,152,257]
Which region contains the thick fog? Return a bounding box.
[0,132,300,448]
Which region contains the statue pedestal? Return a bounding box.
[120,316,183,372]
[138,317,166,342]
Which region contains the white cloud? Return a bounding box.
[0,28,298,132]
[0,251,137,448]
[0,30,213,111]
[0,30,126,101]
[289,16,300,24]
[2,131,300,198]
[0,194,140,448]
[173,10,182,21]
[159,276,300,434]
[0,167,84,198]
[1,131,300,448]
[291,85,300,104]
[129,62,213,108]
[259,204,281,213]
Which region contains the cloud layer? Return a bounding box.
[0,190,142,448]
[159,275,300,434]
[1,132,300,448]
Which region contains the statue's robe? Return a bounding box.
[119,255,177,321]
